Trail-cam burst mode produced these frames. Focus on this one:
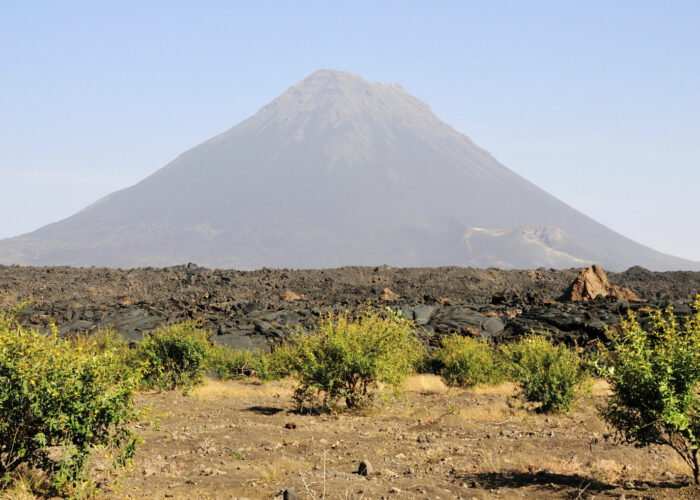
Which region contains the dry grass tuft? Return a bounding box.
[457,400,521,421]
[0,471,45,500]
[0,486,37,500]
[664,453,696,475]
[468,381,518,396]
[252,457,305,486]
[405,374,448,394]
[585,458,625,483]
[190,378,294,399]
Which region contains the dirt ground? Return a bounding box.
[93,377,699,500]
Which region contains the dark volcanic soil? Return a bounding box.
[1,265,698,351]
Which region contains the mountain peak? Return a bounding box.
[300,69,404,90]
[267,69,413,112]
[242,69,441,156]
[305,68,366,83]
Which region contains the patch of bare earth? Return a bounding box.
[95,378,699,499]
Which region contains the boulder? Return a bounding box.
[560,265,639,302]
[283,489,300,500]
[281,290,304,301]
[482,316,505,338]
[213,333,269,351]
[380,287,400,301]
[413,304,436,326]
[430,306,504,339]
[357,460,374,476]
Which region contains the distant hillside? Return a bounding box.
[1,69,697,271]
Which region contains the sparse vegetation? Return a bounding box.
[597,297,700,484]
[285,309,425,411]
[503,333,588,413]
[255,343,297,382]
[433,333,505,387]
[4,287,700,496]
[207,344,259,380]
[206,343,295,382]
[0,309,139,496]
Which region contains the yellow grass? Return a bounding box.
[251,457,305,485]
[468,381,518,396]
[0,473,44,500]
[457,400,521,421]
[0,486,37,500]
[664,453,696,475]
[0,489,37,500]
[190,378,294,399]
[585,458,625,483]
[405,374,448,394]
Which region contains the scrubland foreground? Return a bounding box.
[94,378,696,499]
[2,302,699,499]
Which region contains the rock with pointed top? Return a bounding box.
[560,265,639,302]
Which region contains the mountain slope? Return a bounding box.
[1,69,697,271]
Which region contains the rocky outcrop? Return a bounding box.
[281,290,304,301]
[1,265,696,350]
[380,287,400,301]
[560,265,639,302]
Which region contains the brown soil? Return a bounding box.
[93,378,699,500]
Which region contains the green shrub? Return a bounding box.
[69,328,136,383]
[0,312,138,495]
[137,322,210,392]
[433,334,505,387]
[503,333,588,413]
[256,343,296,382]
[597,297,700,484]
[286,309,425,411]
[207,344,257,380]
[206,342,296,382]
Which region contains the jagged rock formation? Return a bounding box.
[380,287,400,301]
[280,290,304,301]
[3,265,696,349]
[0,70,698,271]
[560,264,639,302]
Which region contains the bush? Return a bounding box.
[256,344,296,382]
[137,322,211,392]
[206,342,296,382]
[69,328,136,383]
[207,345,258,380]
[503,333,588,413]
[597,298,700,484]
[286,309,425,411]
[434,334,505,387]
[0,311,138,495]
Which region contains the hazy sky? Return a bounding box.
[2,1,699,261]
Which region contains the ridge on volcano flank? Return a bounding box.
[0,69,697,271]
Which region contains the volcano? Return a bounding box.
[1,70,697,271]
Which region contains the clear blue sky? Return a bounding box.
[2,1,699,261]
